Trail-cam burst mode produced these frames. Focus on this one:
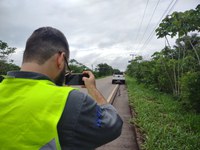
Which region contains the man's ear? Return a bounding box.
[56,53,65,69]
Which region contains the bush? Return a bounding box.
[181,71,200,112]
[0,60,20,75]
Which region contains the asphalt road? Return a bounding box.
[74,76,117,101]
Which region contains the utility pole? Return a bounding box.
[128,53,135,63]
[91,64,94,71]
[130,54,135,60]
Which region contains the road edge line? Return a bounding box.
[107,84,119,104]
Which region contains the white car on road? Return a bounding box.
[112,72,125,84]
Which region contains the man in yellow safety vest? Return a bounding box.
[0,27,123,150]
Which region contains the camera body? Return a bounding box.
[65,73,89,85]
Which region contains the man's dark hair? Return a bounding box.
[23,27,69,64]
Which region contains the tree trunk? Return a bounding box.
[162,60,175,94]
[165,36,178,96]
[188,37,200,66]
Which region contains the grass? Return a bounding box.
[126,76,200,150]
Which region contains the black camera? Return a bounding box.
[65,73,89,85]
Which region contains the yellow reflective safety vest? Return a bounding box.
[0,77,74,150]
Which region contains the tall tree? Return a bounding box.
[156,4,200,65]
[0,40,19,82]
[69,59,90,73]
[0,40,16,62]
[97,63,113,76]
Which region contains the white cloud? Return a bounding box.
[0,0,199,71]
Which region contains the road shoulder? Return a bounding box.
[97,85,139,150]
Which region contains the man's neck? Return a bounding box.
[20,62,54,81]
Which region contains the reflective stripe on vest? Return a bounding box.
[0,77,74,149]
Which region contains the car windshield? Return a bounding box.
[114,72,123,75]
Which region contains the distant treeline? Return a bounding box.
[69,59,120,78]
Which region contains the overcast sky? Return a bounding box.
[0,0,199,71]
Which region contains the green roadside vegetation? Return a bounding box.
[126,76,200,150]
[125,7,200,148]
[127,5,200,113]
